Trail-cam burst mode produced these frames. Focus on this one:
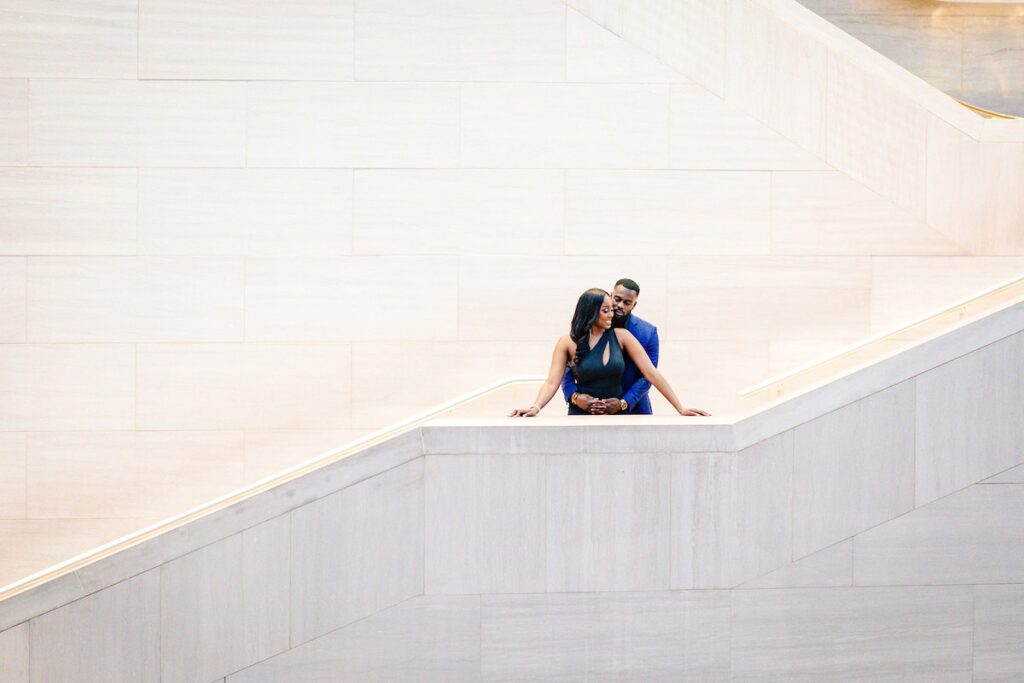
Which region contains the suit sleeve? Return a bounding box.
[622,326,658,409]
[561,364,578,403]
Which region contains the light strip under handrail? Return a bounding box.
[738,273,1024,398]
[0,374,545,603]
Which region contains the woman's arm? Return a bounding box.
[615,329,711,416]
[509,336,574,417]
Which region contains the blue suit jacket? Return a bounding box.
[561,314,658,414]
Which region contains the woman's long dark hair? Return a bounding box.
[569,288,610,369]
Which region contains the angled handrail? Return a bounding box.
[739,273,1024,399]
[0,374,545,602]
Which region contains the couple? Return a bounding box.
[510,278,710,417]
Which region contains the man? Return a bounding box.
[561,278,658,415]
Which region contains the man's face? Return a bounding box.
[611,284,638,323]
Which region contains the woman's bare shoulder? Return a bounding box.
[614,328,637,343]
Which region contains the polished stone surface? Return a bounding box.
[0,0,137,78]
[974,584,1024,682]
[31,570,160,683]
[672,432,793,588]
[230,596,480,683]
[853,484,1024,585]
[0,169,136,255]
[141,0,353,80]
[740,539,853,588]
[916,331,1024,505]
[0,622,28,683]
[0,259,25,342]
[160,515,290,683]
[425,454,545,594]
[546,453,672,592]
[732,586,973,681]
[481,591,730,681]
[792,380,916,557]
[290,458,424,645]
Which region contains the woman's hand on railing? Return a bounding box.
[678,407,711,416]
[508,405,540,417]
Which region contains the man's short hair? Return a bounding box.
[615,278,640,295]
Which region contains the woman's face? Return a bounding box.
[597,296,613,329]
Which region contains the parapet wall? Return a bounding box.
[1,299,1021,680]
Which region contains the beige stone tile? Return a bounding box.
[664,256,872,341]
[351,341,551,427]
[290,458,423,645]
[355,0,564,81]
[136,431,245,519]
[974,584,1024,682]
[0,0,137,78]
[566,170,770,255]
[869,256,1024,332]
[0,258,25,342]
[481,591,731,681]
[458,254,667,341]
[31,569,160,683]
[732,586,973,681]
[670,85,827,170]
[793,381,916,558]
[0,622,28,683]
[854,485,1024,585]
[0,344,134,431]
[623,0,726,96]
[0,80,27,165]
[0,433,26,519]
[460,83,670,168]
[27,256,244,342]
[926,116,1024,254]
[243,429,372,483]
[772,171,961,255]
[247,82,459,168]
[741,539,853,588]
[567,8,687,83]
[0,169,136,255]
[30,80,245,166]
[229,595,481,683]
[567,0,624,35]
[425,454,545,594]
[915,333,1024,505]
[353,170,563,255]
[139,169,351,256]
[140,0,352,80]
[136,343,351,430]
[546,453,671,592]
[161,515,289,683]
[672,433,793,588]
[0,518,142,588]
[727,0,827,158]
[245,256,458,342]
[26,432,138,519]
[826,53,928,218]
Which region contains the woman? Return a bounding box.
[509,288,710,417]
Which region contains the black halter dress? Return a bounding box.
[567,329,626,415]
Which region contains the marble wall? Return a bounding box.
[1,0,1023,589]
[568,0,1024,254]
[1,302,1021,679]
